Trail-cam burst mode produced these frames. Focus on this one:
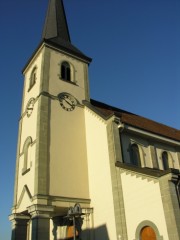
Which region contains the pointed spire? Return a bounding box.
[42,0,91,62]
[42,0,70,42]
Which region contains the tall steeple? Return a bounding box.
[42,0,70,42]
[42,0,91,62]
[10,0,92,238]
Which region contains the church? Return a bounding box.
[9,0,180,239]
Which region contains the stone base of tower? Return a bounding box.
[31,217,50,240]
[10,204,93,240]
[10,215,51,240]
[9,204,54,240]
[9,214,30,240]
[29,204,53,240]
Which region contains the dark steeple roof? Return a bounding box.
[42,0,70,42]
[42,0,91,62]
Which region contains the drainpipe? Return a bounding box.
[171,174,180,207]
[175,175,180,207]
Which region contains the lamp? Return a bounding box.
[66,203,85,240]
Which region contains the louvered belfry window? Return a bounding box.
[61,61,71,81]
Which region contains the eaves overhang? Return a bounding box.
[115,162,180,178]
[83,100,114,121]
[22,40,92,74]
[121,124,180,147]
[89,99,180,143]
[22,40,44,74]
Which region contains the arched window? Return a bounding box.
[22,137,32,175]
[140,226,157,240]
[162,151,169,170]
[29,67,37,90]
[131,144,141,167]
[61,61,71,81]
[135,221,161,240]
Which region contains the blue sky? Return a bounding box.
[0,0,180,239]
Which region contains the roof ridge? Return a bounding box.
[90,99,135,115]
[90,98,180,141]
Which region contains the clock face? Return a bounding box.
[26,98,35,117]
[59,93,77,111]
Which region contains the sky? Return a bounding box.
[0,0,180,239]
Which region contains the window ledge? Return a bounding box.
[22,168,30,175]
[59,78,78,86]
[28,83,36,92]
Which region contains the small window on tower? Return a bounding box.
[61,61,71,81]
[29,67,37,90]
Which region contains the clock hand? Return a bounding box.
[64,98,73,107]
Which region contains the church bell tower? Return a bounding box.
[9,0,92,239]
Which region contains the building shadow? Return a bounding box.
[52,216,110,240]
[82,224,110,240]
[52,215,110,240]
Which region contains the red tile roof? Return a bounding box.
[90,99,180,141]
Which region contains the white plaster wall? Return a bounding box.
[84,108,117,240]
[121,171,169,240]
[16,100,37,207]
[15,50,42,212]
[49,101,89,199]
